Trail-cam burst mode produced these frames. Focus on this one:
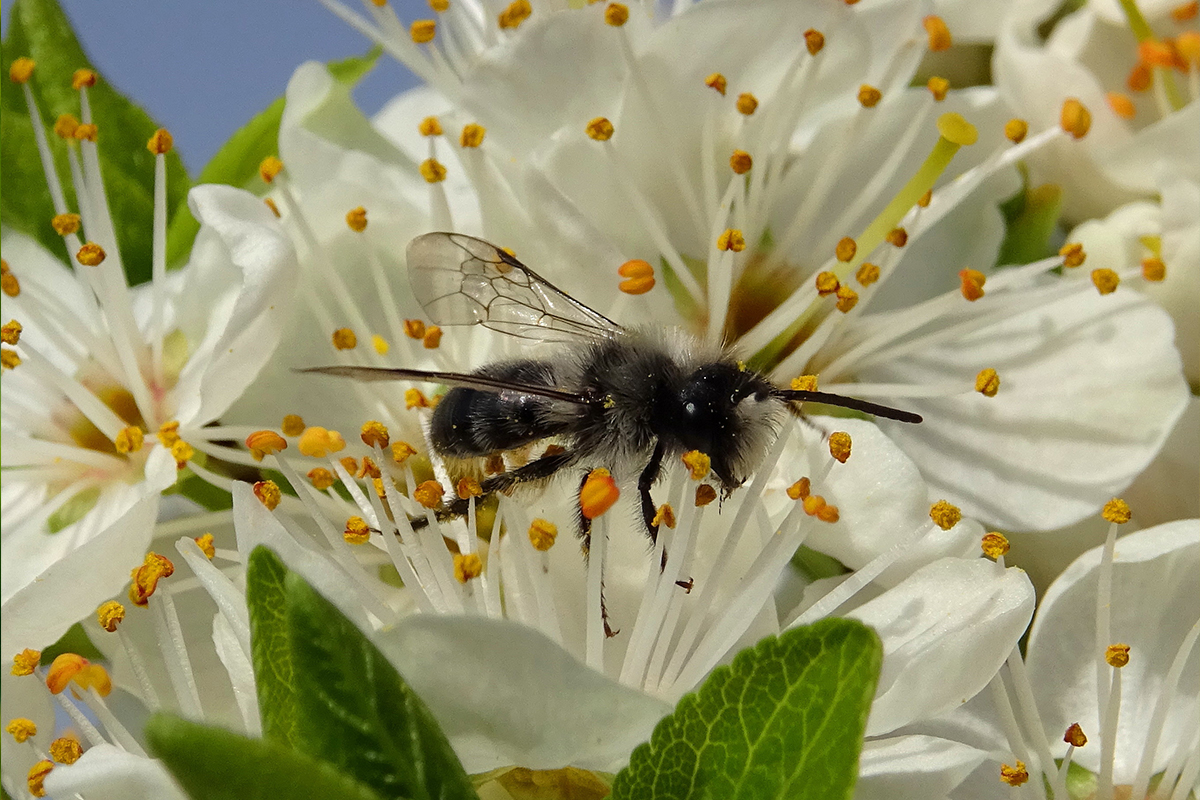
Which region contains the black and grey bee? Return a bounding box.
[304,232,921,542]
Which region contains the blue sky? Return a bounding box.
[1,0,429,173]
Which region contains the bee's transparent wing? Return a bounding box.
[407,232,624,342]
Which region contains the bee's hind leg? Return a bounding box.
[637,440,667,548]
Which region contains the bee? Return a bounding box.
[304,232,921,542]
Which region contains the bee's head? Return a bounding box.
[671,363,784,490]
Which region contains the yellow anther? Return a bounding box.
[75,124,102,141]
[454,553,484,582]
[6,718,37,742]
[372,334,390,355]
[682,450,711,480]
[736,93,759,115]
[1,320,21,345]
[1003,118,1029,144]
[975,368,1000,397]
[835,285,858,313]
[729,149,753,174]
[923,15,952,51]
[414,480,444,509]
[281,414,305,437]
[418,117,443,138]
[1091,268,1120,295]
[1141,257,1165,281]
[815,271,840,296]
[71,68,97,89]
[50,736,82,764]
[498,0,532,29]
[856,262,881,286]
[828,432,852,463]
[12,648,41,676]
[359,420,389,449]
[146,128,173,155]
[604,3,629,26]
[403,319,427,339]
[345,206,368,232]
[652,504,677,529]
[9,57,35,83]
[455,477,482,500]
[332,327,358,350]
[157,420,181,447]
[245,430,287,461]
[419,158,447,183]
[791,374,818,391]
[1172,1,1199,19]
[76,242,106,266]
[372,477,387,498]
[253,480,282,511]
[1105,643,1131,667]
[1059,242,1086,267]
[431,0,450,11]
[926,76,950,101]
[405,388,431,409]
[460,123,486,147]
[410,19,437,43]
[1177,31,1200,64]
[264,197,281,217]
[586,117,615,141]
[1138,40,1176,68]
[2,262,20,296]
[422,325,443,349]
[959,268,986,301]
[717,229,746,252]
[835,237,857,262]
[1,348,21,370]
[981,532,1010,559]
[1102,498,1132,523]
[170,439,194,467]
[1060,98,1092,139]
[936,112,978,145]
[53,113,79,139]
[580,468,620,519]
[343,516,371,545]
[46,651,112,695]
[194,533,215,559]
[804,29,825,55]
[114,425,145,454]
[296,426,345,458]
[307,467,335,489]
[886,227,908,247]
[816,503,840,523]
[528,518,558,551]
[28,760,53,797]
[51,213,81,235]
[929,500,962,530]
[857,85,882,107]
[617,259,655,294]
[786,477,811,501]
[1064,723,1088,747]
[259,156,284,183]
[918,189,933,207]
[359,455,381,479]
[1106,91,1136,120]
[695,484,718,506]
[802,494,827,516]
[1000,761,1029,786]
[340,456,359,477]
[705,73,728,95]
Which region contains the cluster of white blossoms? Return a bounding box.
[2,0,1196,798]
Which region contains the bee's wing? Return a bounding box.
[298,366,595,406]
[407,232,625,343]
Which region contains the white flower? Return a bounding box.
[0,71,298,655]
[994,0,1200,222]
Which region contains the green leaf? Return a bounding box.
[790,545,849,583]
[145,712,387,800]
[611,618,882,800]
[246,547,300,748]
[38,622,106,664]
[164,45,382,267]
[1,0,191,284]
[286,571,478,800]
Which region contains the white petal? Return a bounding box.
[851,557,1034,736]
[856,735,988,800]
[865,287,1189,531]
[374,614,671,773]
[171,185,298,425]
[43,743,186,800]
[1025,520,1200,782]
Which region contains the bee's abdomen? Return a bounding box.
[429,360,573,458]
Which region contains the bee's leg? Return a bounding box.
[638,440,667,546]
[572,471,619,638]
[409,449,577,530]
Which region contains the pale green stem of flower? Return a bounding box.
[1117,0,1187,111]
[751,130,968,369]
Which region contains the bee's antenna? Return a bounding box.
[772,389,923,424]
